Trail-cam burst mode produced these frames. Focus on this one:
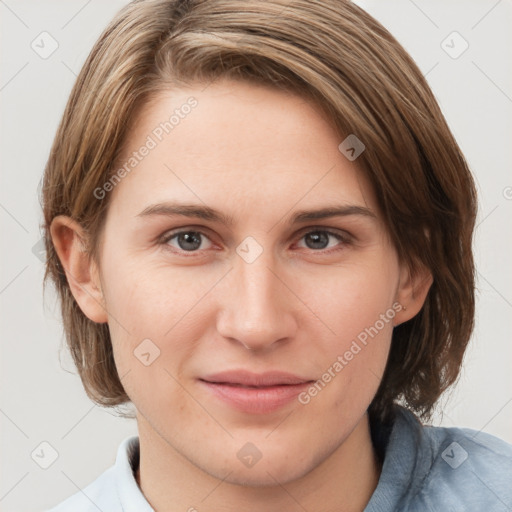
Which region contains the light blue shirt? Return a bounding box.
[46,406,512,511]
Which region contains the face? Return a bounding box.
[81,79,410,485]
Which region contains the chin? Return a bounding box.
[217,463,309,488]
[198,443,316,488]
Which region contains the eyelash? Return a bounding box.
[158,227,352,257]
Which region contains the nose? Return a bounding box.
[216,250,297,352]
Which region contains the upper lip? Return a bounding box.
[200,370,313,387]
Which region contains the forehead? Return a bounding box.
[108,79,377,218]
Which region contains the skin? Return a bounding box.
[51,79,432,512]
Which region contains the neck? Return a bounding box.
[135,412,381,512]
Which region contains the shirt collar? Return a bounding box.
[364,405,433,511]
[115,435,155,512]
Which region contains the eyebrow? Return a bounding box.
[136,202,377,226]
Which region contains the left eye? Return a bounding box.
[295,230,348,251]
[160,229,349,254]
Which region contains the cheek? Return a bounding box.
[101,252,200,333]
[100,254,215,398]
[302,257,398,340]
[297,258,397,398]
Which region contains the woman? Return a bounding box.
[42,0,512,510]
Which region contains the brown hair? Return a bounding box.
[41,0,477,423]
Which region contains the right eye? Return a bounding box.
[159,229,214,255]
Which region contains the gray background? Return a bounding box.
[1,0,511,510]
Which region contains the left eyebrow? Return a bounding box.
[290,205,377,223]
[136,201,377,226]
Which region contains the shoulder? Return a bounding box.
[412,418,512,511]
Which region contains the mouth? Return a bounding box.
[198,370,315,414]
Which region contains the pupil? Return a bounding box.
[306,232,328,249]
[178,232,201,251]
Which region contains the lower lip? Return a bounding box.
[199,380,312,414]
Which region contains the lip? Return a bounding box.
[199,370,314,414]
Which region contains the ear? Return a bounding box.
[50,215,108,324]
[393,262,433,326]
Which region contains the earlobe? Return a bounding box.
[393,263,433,326]
[50,215,108,324]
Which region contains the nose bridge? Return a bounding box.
[238,251,279,317]
[217,241,294,350]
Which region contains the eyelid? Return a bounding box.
[294,225,353,241]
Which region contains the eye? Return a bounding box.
[158,227,351,256]
[160,230,213,253]
[295,229,351,253]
